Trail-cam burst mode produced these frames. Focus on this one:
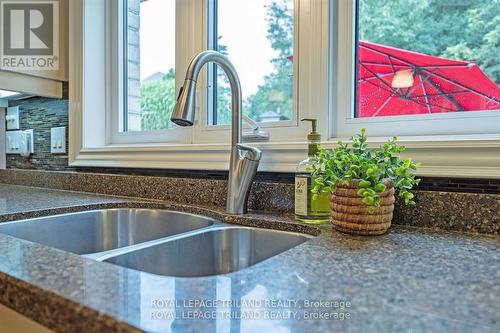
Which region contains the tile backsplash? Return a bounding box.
[6,97,69,170]
[0,168,498,235]
[3,96,498,196]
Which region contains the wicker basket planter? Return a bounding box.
[330,179,394,235]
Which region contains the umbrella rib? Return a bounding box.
[421,68,500,104]
[359,63,466,114]
[402,68,438,98]
[369,89,456,115]
[362,75,402,96]
[360,44,415,67]
[360,63,397,93]
[361,45,415,67]
[412,90,469,98]
[360,42,500,105]
[397,95,459,113]
[419,74,432,114]
[361,73,460,113]
[408,97,459,112]
[359,62,471,69]
[403,97,458,112]
[425,64,481,69]
[373,93,396,117]
[361,62,407,68]
[388,56,396,74]
[360,86,460,114]
[360,43,499,106]
[358,72,394,82]
[420,72,464,111]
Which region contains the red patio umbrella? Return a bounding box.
[358,41,500,117]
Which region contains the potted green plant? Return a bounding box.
[309,129,420,235]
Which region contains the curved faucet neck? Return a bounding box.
[174,51,261,214]
[185,51,242,146]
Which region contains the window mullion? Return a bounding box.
[193,0,329,144]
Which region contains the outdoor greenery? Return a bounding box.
[215,0,293,124]
[214,41,232,125]
[140,69,176,130]
[360,0,499,83]
[140,0,498,131]
[245,0,294,122]
[141,0,293,130]
[309,129,421,212]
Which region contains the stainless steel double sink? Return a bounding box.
[0,209,311,277]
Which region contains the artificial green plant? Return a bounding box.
[309,129,421,212]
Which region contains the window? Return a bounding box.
[109,0,304,145]
[193,0,309,145]
[124,0,176,132]
[356,0,499,118]
[332,0,500,138]
[69,0,499,177]
[208,0,295,126]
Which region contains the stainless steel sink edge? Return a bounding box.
[0,207,315,277]
[91,224,314,262]
[0,208,220,227]
[102,225,313,278]
[88,223,229,261]
[0,208,220,255]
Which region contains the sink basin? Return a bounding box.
[0,209,215,255]
[0,207,312,277]
[104,226,310,277]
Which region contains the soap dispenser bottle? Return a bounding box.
[295,118,331,224]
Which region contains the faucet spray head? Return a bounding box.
[171,79,197,127]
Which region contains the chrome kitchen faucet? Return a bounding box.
[171,51,262,214]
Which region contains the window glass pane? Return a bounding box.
[356,0,499,118]
[125,0,175,132]
[211,0,294,125]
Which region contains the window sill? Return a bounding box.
[69,135,500,178]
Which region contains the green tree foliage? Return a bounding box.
[246,0,294,121]
[215,41,232,125]
[138,0,498,131]
[140,69,176,131]
[359,0,499,83]
[216,0,294,124]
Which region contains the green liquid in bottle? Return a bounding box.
[295,168,331,225]
[295,118,331,224]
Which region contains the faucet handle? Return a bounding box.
[237,144,262,161]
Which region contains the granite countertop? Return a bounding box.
[0,184,129,220]
[0,184,499,333]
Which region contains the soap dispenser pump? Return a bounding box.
[294,118,331,224]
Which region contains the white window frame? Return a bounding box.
[108,0,309,146]
[326,0,500,178]
[69,0,500,178]
[198,0,301,144]
[108,0,191,145]
[69,0,328,171]
[331,0,500,139]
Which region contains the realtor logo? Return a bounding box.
[0,0,59,70]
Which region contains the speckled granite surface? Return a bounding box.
[0,184,129,221]
[0,169,231,206]
[394,191,500,235]
[0,184,499,333]
[0,169,498,234]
